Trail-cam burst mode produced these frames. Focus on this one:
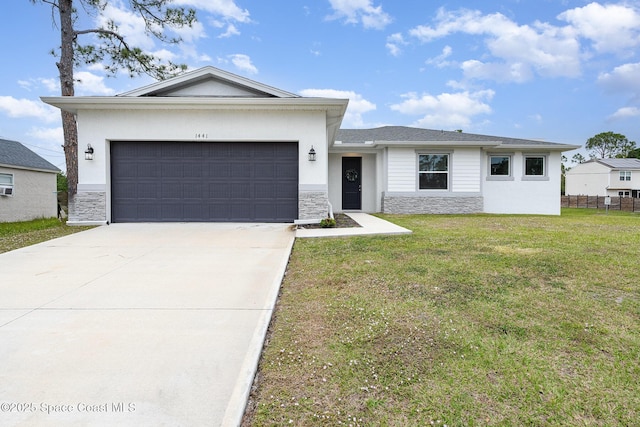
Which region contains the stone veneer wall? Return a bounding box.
[299,191,329,220]
[67,192,106,222]
[382,193,483,214]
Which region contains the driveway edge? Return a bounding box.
[220,232,295,427]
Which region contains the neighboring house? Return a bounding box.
[42,66,578,225]
[565,158,640,198]
[0,139,60,222]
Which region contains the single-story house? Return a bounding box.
[565,158,640,198]
[42,66,578,225]
[0,139,60,222]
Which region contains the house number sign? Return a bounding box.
[195,133,208,139]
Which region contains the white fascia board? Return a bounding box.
[381,140,502,148]
[0,163,59,174]
[500,143,581,151]
[41,96,349,115]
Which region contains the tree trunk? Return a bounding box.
[58,0,78,195]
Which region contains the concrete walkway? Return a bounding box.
[0,214,409,427]
[296,212,412,238]
[0,223,294,427]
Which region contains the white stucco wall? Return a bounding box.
[0,167,58,222]
[565,162,611,196]
[76,108,330,221]
[483,151,563,215]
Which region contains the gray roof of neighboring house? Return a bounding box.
[595,158,640,169]
[0,139,60,172]
[336,126,575,148]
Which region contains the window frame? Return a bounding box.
[417,152,451,191]
[522,153,549,181]
[487,153,514,181]
[0,172,14,197]
[620,171,631,181]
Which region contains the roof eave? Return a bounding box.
[499,143,581,151]
[0,163,60,173]
[41,96,349,114]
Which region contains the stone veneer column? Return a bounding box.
[298,191,329,220]
[67,192,106,222]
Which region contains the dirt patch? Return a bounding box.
[295,213,361,229]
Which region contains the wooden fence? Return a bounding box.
[562,195,640,212]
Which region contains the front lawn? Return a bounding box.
[0,218,93,254]
[245,208,640,426]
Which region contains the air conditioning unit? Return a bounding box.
[0,186,13,196]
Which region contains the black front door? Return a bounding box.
[342,157,362,210]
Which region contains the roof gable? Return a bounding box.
[0,139,59,172]
[119,66,299,98]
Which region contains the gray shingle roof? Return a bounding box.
[336,126,569,147]
[596,158,640,169]
[0,139,59,172]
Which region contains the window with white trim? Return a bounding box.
[490,155,510,176]
[522,154,548,180]
[620,171,631,181]
[418,154,449,190]
[0,173,14,196]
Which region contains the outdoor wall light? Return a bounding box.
[308,146,316,161]
[84,144,94,161]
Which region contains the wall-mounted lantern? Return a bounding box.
[308,146,316,161]
[84,144,94,161]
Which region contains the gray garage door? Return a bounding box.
[111,141,298,223]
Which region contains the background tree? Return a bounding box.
[627,147,640,159]
[572,153,586,164]
[585,131,636,159]
[31,0,196,196]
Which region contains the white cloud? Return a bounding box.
[176,0,250,23]
[228,54,258,74]
[558,2,640,55]
[598,62,640,93]
[386,33,407,56]
[0,97,59,123]
[16,78,60,93]
[407,8,582,82]
[98,2,154,50]
[27,126,64,146]
[608,107,640,121]
[426,45,453,68]
[74,71,116,96]
[390,89,494,129]
[327,0,392,30]
[299,88,376,128]
[172,19,207,43]
[218,23,240,38]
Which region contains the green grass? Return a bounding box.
[245,208,640,426]
[0,217,93,253]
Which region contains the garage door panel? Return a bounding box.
[210,164,230,178]
[255,163,275,178]
[255,183,276,199]
[111,141,298,222]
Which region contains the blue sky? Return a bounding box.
[2,0,640,170]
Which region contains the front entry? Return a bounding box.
[342,157,362,210]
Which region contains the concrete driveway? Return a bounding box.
[0,223,294,427]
